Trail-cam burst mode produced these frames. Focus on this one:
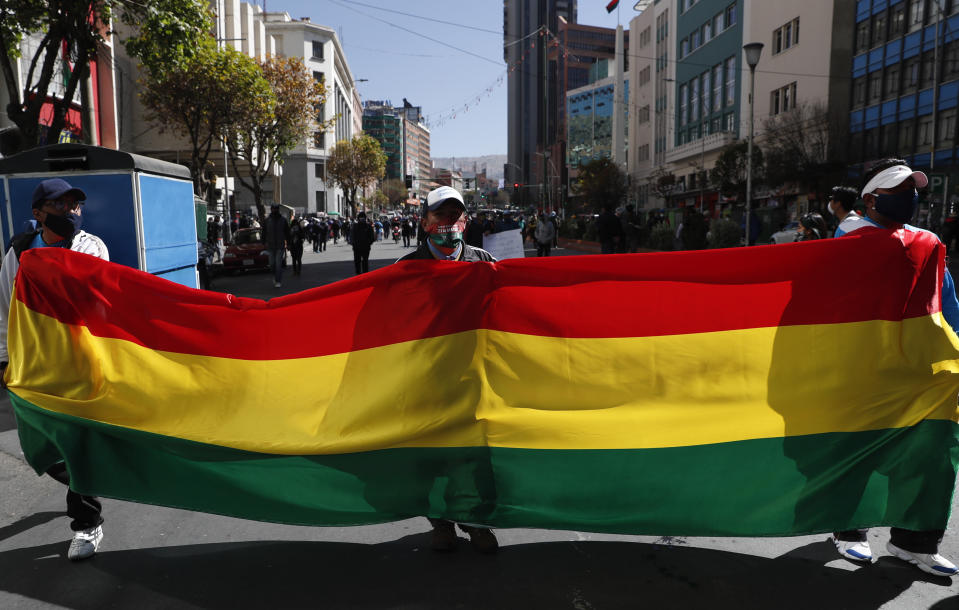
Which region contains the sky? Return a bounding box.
[270,0,634,158]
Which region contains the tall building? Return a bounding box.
[567,61,630,168]
[504,0,578,203]
[362,101,404,181]
[265,12,359,215]
[551,17,628,211]
[396,99,432,200]
[847,0,959,224]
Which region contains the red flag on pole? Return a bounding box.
[606,0,620,12]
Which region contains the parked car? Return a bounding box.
[222,228,269,271]
[770,221,800,244]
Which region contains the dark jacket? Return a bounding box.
[351,220,375,251]
[597,210,623,242]
[264,213,291,250]
[398,242,496,262]
[463,219,488,248]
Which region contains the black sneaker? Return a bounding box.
[430,523,457,552]
[458,525,498,554]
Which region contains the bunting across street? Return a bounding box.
[7,228,959,536]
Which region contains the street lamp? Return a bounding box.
[743,42,763,247]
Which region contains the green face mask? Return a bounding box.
[425,217,467,249]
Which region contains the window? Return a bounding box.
[703,71,711,115]
[691,29,700,49]
[853,76,867,105]
[880,125,896,155]
[910,0,925,27]
[724,112,735,132]
[314,161,325,178]
[713,12,724,33]
[872,11,887,46]
[918,115,933,145]
[772,17,800,55]
[725,3,737,27]
[313,131,326,148]
[680,38,689,57]
[899,121,915,153]
[921,50,936,86]
[885,65,899,97]
[856,21,870,52]
[703,22,712,44]
[904,57,920,88]
[311,40,324,59]
[868,72,882,101]
[315,191,326,212]
[691,77,700,122]
[865,127,879,151]
[891,5,906,35]
[948,41,959,77]
[724,56,736,106]
[770,82,797,115]
[712,64,723,109]
[939,108,956,145]
[639,105,650,123]
[679,83,688,126]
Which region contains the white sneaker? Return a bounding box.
[67,525,103,561]
[887,542,958,576]
[831,535,873,562]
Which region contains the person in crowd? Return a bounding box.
[829,186,870,238]
[207,215,222,262]
[826,158,958,576]
[796,212,827,241]
[534,212,555,257]
[396,186,498,553]
[351,211,375,275]
[0,178,110,561]
[331,218,341,245]
[464,212,489,249]
[597,204,623,254]
[401,215,414,247]
[550,211,560,248]
[289,216,305,276]
[318,218,329,252]
[264,204,290,288]
[621,205,641,253]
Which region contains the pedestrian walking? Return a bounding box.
[264,204,290,288]
[351,211,375,275]
[396,185,498,554]
[534,212,555,257]
[318,219,329,252]
[597,204,623,254]
[0,178,110,561]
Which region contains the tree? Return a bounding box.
[710,140,764,204]
[650,166,678,205]
[227,56,330,222]
[379,178,408,207]
[0,0,212,149]
[141,44,271,195]
[575,158,627,211]
[326,134,387,218]
[361,189,388,212]
[762,102,847,205]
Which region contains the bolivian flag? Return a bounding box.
[7,228,959,536]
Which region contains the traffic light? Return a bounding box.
[513,182,520,189]
[405,174,413,189]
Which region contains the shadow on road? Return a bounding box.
[0,533,954,609]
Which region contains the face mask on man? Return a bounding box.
[425,217,467,249]
[827,200,838,216]
[42,211,82,240]
[873,189,918,224]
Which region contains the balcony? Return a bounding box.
[665,131,737,164]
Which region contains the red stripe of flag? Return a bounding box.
[606,0,620,13]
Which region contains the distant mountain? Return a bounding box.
[431,154,507,180]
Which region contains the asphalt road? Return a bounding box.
[1,240,958,608]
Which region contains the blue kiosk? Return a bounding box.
[0,144,199,288]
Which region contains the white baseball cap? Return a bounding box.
[425,186,465,212]
[860,165,929,197]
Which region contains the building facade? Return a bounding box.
[265,12,358,215]
[362,101,404,181]
[504,0,578,197]
[567,70,630,167]
[848,0,959,226]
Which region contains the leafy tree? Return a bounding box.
[650,166,678,205]
[379,178,408,207]
[0,0,212,149]
[710,140,764,204]
[361,189,388,212]
[762,102,846,205]
[141,44,270,195]
[327,134,387,218]
[227,56,330,223]
[575,158,627,211]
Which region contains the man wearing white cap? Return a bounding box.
[827,158,959,576]
[396,186,498,554]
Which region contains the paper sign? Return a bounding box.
[483,229,525,260]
